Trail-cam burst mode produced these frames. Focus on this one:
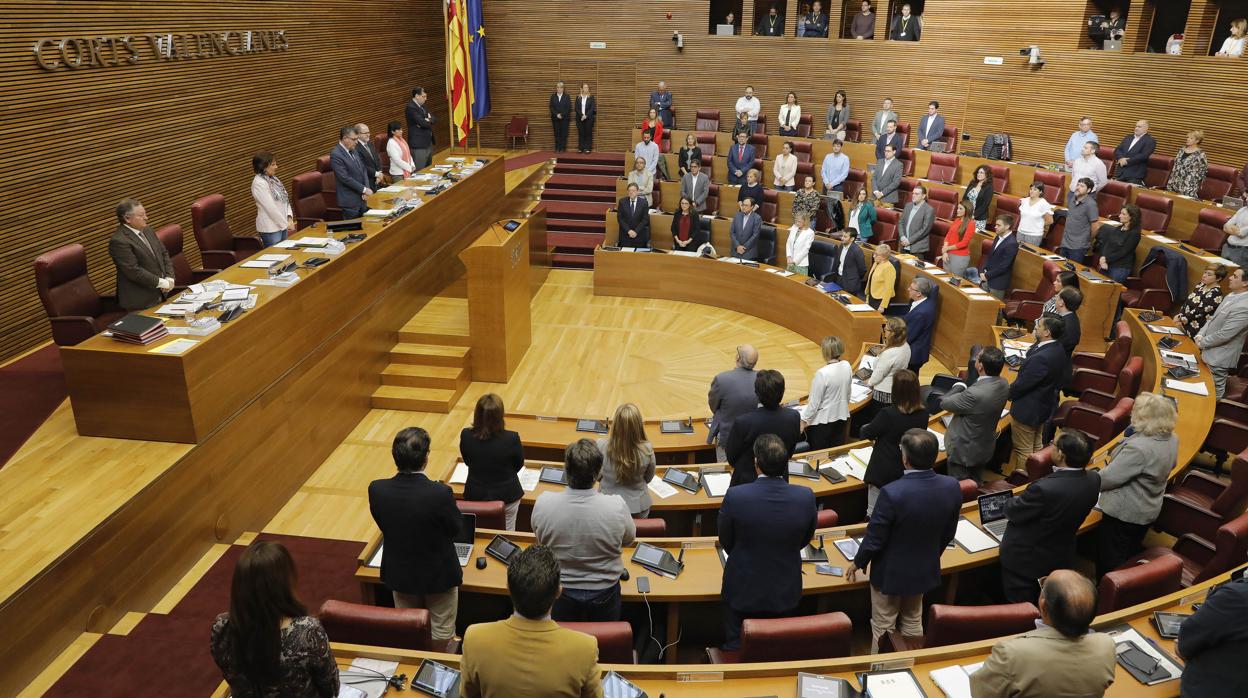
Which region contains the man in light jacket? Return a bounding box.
[899,185,935,256]
[1196,267,1248,398]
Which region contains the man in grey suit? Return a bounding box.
[870,98,898,144]
[941,347,1010,483]
[899,185,935,257]
[872,145,901,205]
[708,345,760,461]
[1196,268,1248,398]
[680,159,710,213]
[330,125,373,219]
[108,199,176,311]
[730,198,762,260]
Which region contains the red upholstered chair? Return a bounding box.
[1004,261,1060,324]
[1095,144,1116,175]
[989,164,1010,193]
[749,133,770,162]
[1063,396,1134,449]
[796,161,815,185]
[634,518,668,536]
[844,168,867,202]
[706,612,853,663]
[792,140,813,163]
[1096,180,1131,219]
[928,187,959,220]
[1155,448,1248,542]
[1200,164,1238,201]
[33,243,125,346]
[1097,554,1184,613]
[1204,404,1248,477]
[796,114,813,138]
[926,153,959,184]
[456,500,506,530]
[156,224,216,290]
[695,131,718,157]
[1145,154,1175,189]
[959,479,980,502]
[816,508,840,528]
[895,123,911,149]
[1124,510,1248,586]
[1033,169,1067,205]
[874,207,900,249]
[936,125,958,154]
[318,600,432,651]
[695,109,720,132]
[1121,260,1172,310]
[1069,351,1143,401]
[191,194,262,269]
[897,178,917,207]
[981,444,1056,494]
[929,220,950,263]
[996,194,1021,222]
[1188,208,1232,254]
[372,133,391,176]
[759,190,779,223]
[845,119,862,143]
[505,116,529,149]
[898,148,916,177]
[1135,192,1173,232]
[882,602,1040,652]
[559,621,635,664]
[1072,321,1132,373]
[291,172,329,230]
[315,155,343,221]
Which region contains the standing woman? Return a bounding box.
[787,212,815,274]
[866,316,911,406]
[847,187,878,243]
[1016,181,1055,248]
[459,393,525,530]
[677,133,702,178]
[1166,131,1209,198]
[385,121,416,181]
[942,202,975,278]
[825,90,850,142]
[963,165,995,231]
[779,92,802,137]
[792,175,823,223]
[1177,265,1227,337]
[1044,270,1081,315]
[738,168,764,205]
[1215,18,1247,56]
[774,141,798,192]
[251,152,295,247]
[640,108,666,152]
[1095,203,1142,284]
[598,403,657,518]
[801,335,853,450]
[860,370,929,515]
[866,244,897,309]
[210,541,338,697]
[671,196,708,251]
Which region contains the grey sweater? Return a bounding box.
[532,488,636,589]
[1099,432,1178,525]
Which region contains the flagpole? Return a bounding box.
[441,0,456,154]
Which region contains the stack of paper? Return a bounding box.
[448,462,469,485]
[954,518,999,553]
[929,662,983,698]
[828,455,867,481]
[518,468,541,491]
[364,208,393,217]
[846,303,876,312]
[849,446,873,465]
[849,381,873,404]
[860,670,926,698]
[1164,379,1209,395]
[647,478,679,499]
[343,657,401,698]
[148,338,199,355]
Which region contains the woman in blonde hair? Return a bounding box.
[801,336,852,449]
[598,403,657,517]
[866,316,911,406]
[1165,131,1208,198]
[1095,392,1178,576]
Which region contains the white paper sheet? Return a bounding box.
[954,518,999,553]
[861,670,927,698]
[343,657,400,698]
[255,254,291,262]
[449,462,469,485]
[929,662,983,698]
[364,209,393,216]
[829,455,867,481]
[221,288,250,301]
[647,477,679,499]
[239,260,278,268]
[962,287,988,295]
[1146,324,1185,335]
[518,468,541,492]
[928,428,946,451]
[1164,379,1209,395]
[846,303,876,311]
[850,382,873,404]
[849,446,873,465]
[147,338,199,355]
[702,472,732,498]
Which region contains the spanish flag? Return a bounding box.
[445,0,474,145]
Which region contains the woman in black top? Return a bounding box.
[737,168,765,204]
[1095,203,1141,284]
[860,370,929,516]
[963,165,995,231]
[459,393,525,530]
[671,196,708,251]
[677,133,702,178]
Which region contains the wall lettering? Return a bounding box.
[33,30,290,71]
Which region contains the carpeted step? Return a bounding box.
[546,217,606,234]
[541,188,617,204]
[555,152,626,167]
[554,163,625,176]
[540,201,614,221]
[545,173,619,191]
[547,231,605,249]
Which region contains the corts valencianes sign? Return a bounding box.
[33,30,289,71]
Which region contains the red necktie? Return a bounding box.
[738,145,744,159]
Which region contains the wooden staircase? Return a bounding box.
[371,296,472,413]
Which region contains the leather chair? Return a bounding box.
[318,600,432,651]
[752,114,768,135]
[808,239,837,280]
[936,125,958,154]
[929,220,950,263]
[1032,169,1067,205]
[291,172,329,230]
[749,133,769,162]
[816,508,840,528]
[1124,510,1248,586]
[1003,260,1060,324]
[696,131,718,157]
[1155,448,1248,542]
[989,163,1010,193]
[958,478,980,502]
[706,612,852,663]
[1096,553,1184,613]
[1144,154,1175,189]
[882,602,1040,652]
[1121,259,1172,310]
[844,168,867,202]
[981,444,1055,493]
[795,114,813,139]
[1188,208,1232,254]
[1071,321,1132,374]
[456,500,506,530]
[1096,145,1116,176]
[796,161,815,187]
[315,155,344,220]
[1204,403,1248,477]
[897,178,917,208]
[559,621,635,663]
[756,224,778,264]
[1069,351,1143,400]
[1068,397,1134,449]
[995,194,1021,222]
[1096,180,1131,219]
[1135,192,1174,232]
[792,140,813,163]
[634,518,668,536]
[899,148,916,177]
[191,194,262,269]
[1200,164,1238,201]
[156,224,215,290]
[372,133,392,176]
[874,207,900,249]
[845,119,862,143]
[926,153,959,184]
[705,183,720,215]
[695,109,720,132]
[760,190,778,223]
[895,123,911,149]
[928,187,959,220]
[33,243,126,346]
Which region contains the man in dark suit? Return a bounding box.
[368,427,463,649]
[999,430,1101,603]
[1177,574,1248,698]
[1051,286,1083,356]
[1008,316,1067,474]
[730,197,762,260]
[616,184,650,248]
[405,87,435,169]
[330,125,372,219]
[755,4,785,35]
[874,120,904,160]
[982,214,1019,299]
[872,144,902,205]
[549,81,572,152]
[849,429,961,652]
[1112,120,1157,185]
[650,81,673,129]
[719,434,817,650]
[916,101,945,150]
[888,3,920,41]
[941,347,1010,483]
[353,122,383,191]
[574,82,596,153]
[828,231,868,297]
[727,131,756,185]
[108,199,175,311]
[725,369,801,487]
[903,276,937,373]
[708,345,759,461]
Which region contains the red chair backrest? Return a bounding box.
[559,621,635,664]
[1117,356,1145,399]
[796,113,813,139]
[989,164,1010,193]
[938,125,958,153]
[899,148,916,177]
[844,168,867,202]
[740,612,853,662]
[996,195,1021,221]
[634,518,668,536]
[1201,164,1238,201]
[897,178,917,206]
[925,602,1040,648]
[319,600,432,651]
[930,220,951,262]
[1035,261,1060,299]
[1212,451,1248,517]
[1195,510,1248,584]
[895,122,911,148]
[929,187,959,221]
[505,115,528,137]
[1190,208,1232,253]
[695,109,720,132]
[1145,154,1174,189]
[292,171,328,227]
[1096,145,1116,176]
[1097,180,1131,219]
[1135,192,1174,232]
[34,243,104,321]
[796,161,815,184]
[816,508,840,528]
[456,499,506,530]
[845,119,862,143]
[927,153,959,183]
[874,207,899,247]
[155,224,194,286]
[1097,554,1183,613]
[373,133,391,172]
[792,140,813,163]
[1033,169,1066,206]
[1023,445,1057,481]
[958,478,980,502]
[317,155,339,211]
[760,189,778,223]
[190,194,232,255]
[750,133,769,160]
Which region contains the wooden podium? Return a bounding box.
[459,219,534,382]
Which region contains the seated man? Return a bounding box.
[730,197,762,260]
[109,198,175,311]
[460,545,602,697]
[727,131,755,185]
[724,369,801,487]
[615,183,651,248]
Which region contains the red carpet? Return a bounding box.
[539,152,625,268]
[504,150,555,171]
[0,344,67,468]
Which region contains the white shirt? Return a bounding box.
[735,96,761,120]
[774,153,798,187]
[1219,36,1246,56]
[385,138,415,176]
[634,140,660,175]
[801,360,852,424]
[848,204,864,232]
[909,296,926,312]
[579,95,589,113]
[1017,197,1055,236]
[1070,154,1107,193]
[779,104,802,131]
[1225,207,1248,246]
[787,225,815,267]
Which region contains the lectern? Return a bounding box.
[459,219,533,382]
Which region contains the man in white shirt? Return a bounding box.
[735,86,761,131]
[634,130,660,178]
[1068,141,1107,194]
[1063,117,1099,170]
[1221,201,1248,268]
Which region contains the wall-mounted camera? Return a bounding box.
[672,31,683,51]
[1020,45,1044,66]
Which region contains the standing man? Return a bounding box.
[1063,117,1099,171]
[727,131,756,185]
[872,144,902,205]
[719,434,817,650]
[1222,197,1248,267]
[871,98,898,143]
[917,101,945,150]
[1177,572,1248,698]
[821,139,850,221]
[1069,141,1107,194]
[852,0,876,39]
[548,81,572,152]
[849,430,961,652]
[708,345,760,462]
[1112,120,1156,184]
[368,427,462,650]
[634,130,660,179]
[1008,316,1066,473]
[730,198,762,260]
[574,82,596,153]
[735,86,761,132]
[1060,178,1099,263]
[650,81,673,129]
[875,119,904,160]
[828,230,868,297]
[899,185,934,257]
[755,4,785,36]
[680,159,709,213]
[353,123,383,191]
[330,125,372,219]
[998,431,1102,604]
[1196,267,1248,398]
[888,3,920,41]
[405,87,435,169]
[982,213,1020,299]
[615,183,650,249]
[724,370,802,487]
[108,199,175,311]
[903,277,936,374]
[941,346,1010,484]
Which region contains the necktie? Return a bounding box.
[739,145,744,159]
[133,229,155,258]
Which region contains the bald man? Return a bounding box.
[708,345,760,462]
[970,570,1116,697]
[354,122,383,190]
[1112,120,1156,185]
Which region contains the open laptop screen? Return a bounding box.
[977,491,1012,523]
[456,512,476,543]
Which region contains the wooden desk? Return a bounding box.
[892,256,1004,372]
[1132,232,1240,297]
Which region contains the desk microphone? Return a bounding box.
[677,546,685,566]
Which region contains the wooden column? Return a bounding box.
[459,220,533,382]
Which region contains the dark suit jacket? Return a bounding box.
[964,183,994,221]
[905,297,937,368]
[549,91,572,122]
[1000,469,1101,579]
[355,140,382,190]
[917,114,946,149]
[1054,310,1081,355]
[860,406,931,488]
[1008,341,1067,425]
[649,90,673,128]
[854,469,961,596]
[574,95,596,121]
[875,132,904,160]
[708,367,757,445]
[829,241,867,296]
[1112,133,1157,181]
[1178,577,1248,698]
[670,210,708,250]
[109,224,175,311]
[730,211,762,260]
[727,143,756,178]
[888,13,921,41]
[459,428,525,503]
[405,101,435,149]
[330,144,369,213]
[616,196,650,247]
[720,476,816,613]
[755,14,785,36]
[724,406,801,486]
[368,472,463,595]
[737,182,764,204]
[983,232,1019,291]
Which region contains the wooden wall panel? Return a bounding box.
[0,1,447,362]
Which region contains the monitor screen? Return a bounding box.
[414,659,460,696]
[455,513,476,544]
[485,536,520,563]
[633,543,666,567]
[978,492,1012,522]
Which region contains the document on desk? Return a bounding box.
[518,468,541,492]
[858,354,876,371]
[154,303,198,316]
[928,428,946,451]
[1150,234,1178,244]
[647,477,679,499]
[363,209,393,217]
[343,657,401,698]
[148,338,199,355]
[1160,350,1198,368]
[255,254,291,262]
[718,256,743,264]
[849,381,873,404]
[273,239,300,249]
[669,250,700,257]
[336,685,366,698]
[240,260,277,269]
[448,462,469,485]
[845,303,876,312]
[860,669,926,698]
[702,472,732,498]
[1147,324,1185,335]
[378,185,406,193]
[954,517,998,553]
[221,288,251,302]
[929,662,983,698]
[828,454,867,481]
[1110,627,1183,685]
[849,446,873,467]
[962,287,988,295]
[926,267,948,276]
[1164,379,1209,395]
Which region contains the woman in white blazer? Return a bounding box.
[787,212,815,274]
[801,335,853,449]
[385,121,416,179]
[250,152,295,247]
[773,141,798,191]
[778,92,802,136]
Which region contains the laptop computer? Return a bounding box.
[1103,39,1122,51]
[715,24,735,35]
[977,491,1013,540]
[455,512,476,566]
[930,141,948,153]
